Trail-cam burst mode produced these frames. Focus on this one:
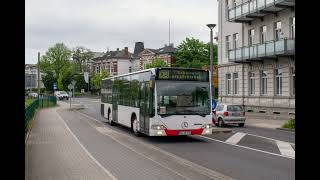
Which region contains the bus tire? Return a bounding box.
[108,109,115,126]
[131,114,141,137]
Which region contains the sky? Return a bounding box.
[26,0,218,64]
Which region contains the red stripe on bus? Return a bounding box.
[164,128,204,136]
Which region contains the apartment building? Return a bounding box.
[217,0,295,114]
[25,64,44,89]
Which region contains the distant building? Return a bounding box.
[92,47,133,76]
[25,64,44,90]
[138,44,177,70]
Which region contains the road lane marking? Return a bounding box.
[77,111,235,180]
[55,109,118,180]
[276,141,295,158]
[199,135,295,160]
[225,132,246,144]
[244,132,295,145]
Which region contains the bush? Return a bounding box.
[282,118,295,129]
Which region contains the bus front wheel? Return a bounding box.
[108,110,115,126]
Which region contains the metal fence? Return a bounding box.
[25,95,57,136]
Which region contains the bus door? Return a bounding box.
[140,82,150,133]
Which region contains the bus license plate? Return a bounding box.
[179,131,191,135]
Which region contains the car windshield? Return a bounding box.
[60,91,67,95]
[156,81,211,115]
[227,105,243,111]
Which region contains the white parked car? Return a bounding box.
[28,92,38,98]
[215,103,246,127]
[54,91,69,100]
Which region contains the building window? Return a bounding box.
[96,66,100,74]
[261,70,268,95]
[260,26,267,43]
[249,72,255,95]
[226,35,231,57]
[233,73,239,95]
[233,33,239,49]
[274,21,282,41]
[226,74,231,95]
[290,17,295,39]
[227,0,233,9]
[275,69,283,95]
[129,66,132,73]
[248,29,255,46]
[291,67,295,95]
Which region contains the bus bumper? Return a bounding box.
[149,128,212,136]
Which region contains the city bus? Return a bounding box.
[100,67,213,136]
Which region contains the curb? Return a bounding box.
[212,127,232,134]
[276,127,295,132]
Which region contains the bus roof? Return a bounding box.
[101,67,208,81]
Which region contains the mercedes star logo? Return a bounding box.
[181,122,188,129]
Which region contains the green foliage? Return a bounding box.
[282,118,295,129]
[91,70,110,92]
[74,73,87,92]
[61,70,75,91]
[145,56,169,69]
[72,47,94,73]
[57,74,64,90]
[42,71,55,92]
[39,43,72,77]
[173,37,217,69]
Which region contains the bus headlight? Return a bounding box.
[151,125,166,130]
[202,124,213,129]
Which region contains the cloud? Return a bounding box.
[26,0,218,64]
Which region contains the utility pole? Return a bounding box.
[38,52,40,98]
[169,19,171,45]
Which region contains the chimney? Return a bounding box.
[124,47,128,56]
[134,42,144,55]
[116,48,119,51]
[164,44,167,47]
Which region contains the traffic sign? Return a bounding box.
[71,80,76,87]
[212,99,217,110]
[53,82,57,90]
[68,84,73,90]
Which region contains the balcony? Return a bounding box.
[228,38,294,62]
[228,0,295,23]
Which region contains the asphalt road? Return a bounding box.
[62,97,295,180]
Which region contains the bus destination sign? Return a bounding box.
[156,69,209,81]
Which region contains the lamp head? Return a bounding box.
[207,24,216,30]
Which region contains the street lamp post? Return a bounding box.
[207,24,216,101]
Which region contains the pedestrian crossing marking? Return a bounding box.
[225,132,246,145]
[276,140,295,158]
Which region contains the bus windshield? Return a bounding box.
[156,81,211,116]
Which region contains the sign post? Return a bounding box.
[84,72,89,95]
[68,84,73,109]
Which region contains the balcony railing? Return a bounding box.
[228,0,295,22]
[228,38,295,62]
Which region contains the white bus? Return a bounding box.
[101,67,213,136]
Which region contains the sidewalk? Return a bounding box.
[245,112,294,129]
[25,107,114,180]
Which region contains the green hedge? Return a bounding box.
[282,118,295,130]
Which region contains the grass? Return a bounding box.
[25,98,34,108]
[282,118,295,130]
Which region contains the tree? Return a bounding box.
[74,73,87,92]
[90,70,109,93]
[145,56,169,69]
[42,71,55,92]
[39,43,72,77]
[72,47,94,73]
[173,37,217,69]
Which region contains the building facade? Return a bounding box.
[92,47,133,76]
[25,64,44,90]
[139,44,176,70]
[217,0,295,114]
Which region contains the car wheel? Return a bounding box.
[218,118,224,127]
[131,116,141,137]
[238,123,245,127]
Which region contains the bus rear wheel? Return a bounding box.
[132,115,141,137]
